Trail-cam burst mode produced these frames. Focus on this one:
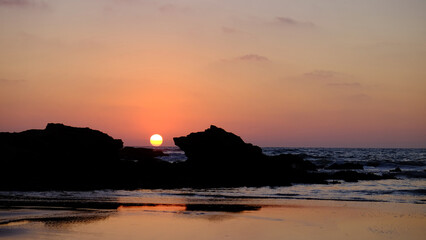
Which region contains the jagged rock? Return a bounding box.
[173,125,264,167]
[172,125,393,187]
[172,125,323,187]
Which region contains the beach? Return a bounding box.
[1,199,425,240]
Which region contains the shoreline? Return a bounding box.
[2,177,425,205]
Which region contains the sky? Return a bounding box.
[0,0,425,148]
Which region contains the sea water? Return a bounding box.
[1,148,425,205]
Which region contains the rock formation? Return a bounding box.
[0,123,123,164]
[0,123,166,190]
[0,123,394,190]
[173,125,324,187]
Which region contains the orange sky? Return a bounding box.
[0,0,425,147]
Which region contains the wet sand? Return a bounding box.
[1,200,425,240]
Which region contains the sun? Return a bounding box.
[150,134,163,147]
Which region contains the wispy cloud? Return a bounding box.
[303,70,364,88]
[304,70,339,80]
[327,82,362,88]
[274,17,315,28]
[0,0,47,9]
[236,54,269,62]
[222,27,238,34]
[221,26,251,37]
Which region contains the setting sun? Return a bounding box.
[150,134,163,147]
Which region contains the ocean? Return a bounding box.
[1,147,425,205]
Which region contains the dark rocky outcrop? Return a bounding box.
[172,125,394,187]
[0,123,167,190]
[172,125,315,187]
[0,123,123,164]
[173,126,308,186]
[174,125,264,166]
[0,124,394,190]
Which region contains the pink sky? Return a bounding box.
[0,0,425,147]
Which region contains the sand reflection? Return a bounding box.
[1,201,425,240]
[118,205,186,212]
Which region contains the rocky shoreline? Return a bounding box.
[0,124,395,190]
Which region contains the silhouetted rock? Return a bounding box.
[172,125,324,187]
[390,167,402,172]
[0,123,123,164]
[0,123,126,190]
[0,123,395,190]
[326,162,364,170]
[174,125,264,166]
[0,123,176,190]
[172,125,394,186]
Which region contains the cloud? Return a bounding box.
[236,54,269,62]
[327,82,362,88]
[222,26,250,36]
[274,17,315,28]
[222,27,238,34]
[0,0,47,9]
[303,70,363,88]
[304,70,339,80]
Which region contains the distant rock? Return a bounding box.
[325,162,364,170]
[390,167,402,172]
[120,146,167,162]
